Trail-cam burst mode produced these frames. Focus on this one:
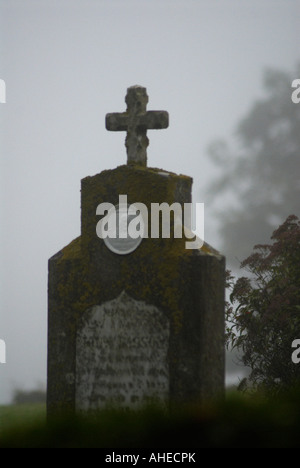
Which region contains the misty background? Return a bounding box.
[0,0,299,404]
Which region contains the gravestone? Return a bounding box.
[47,85,225,416]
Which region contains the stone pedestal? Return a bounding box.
[47,165,225,416]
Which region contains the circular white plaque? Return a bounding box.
[102,203,144,255]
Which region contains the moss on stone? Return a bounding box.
[48,163,225,414]
[55,165,220,334]
[60,237,82,261]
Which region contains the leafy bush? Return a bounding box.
[226,215,300,392]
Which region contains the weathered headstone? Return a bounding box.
[47,85,225,416]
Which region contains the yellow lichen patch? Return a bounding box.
[60,236,82,261]
[200,241,222,256]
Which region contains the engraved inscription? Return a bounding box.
[76,291,169,410]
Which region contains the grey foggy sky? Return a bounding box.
[0,0,299,404]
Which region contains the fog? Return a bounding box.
[0,0,299,404]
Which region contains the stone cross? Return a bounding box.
[105,85,169,166]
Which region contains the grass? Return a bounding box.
[0,403,46,435]
[1,390,300,447]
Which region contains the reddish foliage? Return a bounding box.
[226,215,300,391]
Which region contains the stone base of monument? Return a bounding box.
[47,164,225,416]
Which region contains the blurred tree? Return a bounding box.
[226,215,300,392]
[12,388,46,405]
[206,64,300,270]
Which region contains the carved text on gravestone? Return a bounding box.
[76,292,170,410]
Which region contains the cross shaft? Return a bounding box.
[106,85,169,166]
